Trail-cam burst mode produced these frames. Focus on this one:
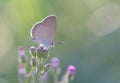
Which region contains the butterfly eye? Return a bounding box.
[51,42,54,46]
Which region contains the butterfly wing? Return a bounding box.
[30,15,56,48]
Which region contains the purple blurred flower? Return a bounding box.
[61,65,76,82]
[51,57,60,69]
[18,46,26,63]
[67,65,76,75]
[18,64,26,80]
[65,65,76,81]
[18,46,26,56]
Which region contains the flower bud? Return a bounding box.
[67,65,76,81]
[51,57,61,76]
[18,46,26,63]
[44,63,51,72]
[29,46,36,57]
[36,45,49,61]
[42,49,49,60]
[39,44,44,50]
[51,57,60,70]
[36,47,43,59]
[30,56,36,67]
[18,64,26,82]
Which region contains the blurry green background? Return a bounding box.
[0,0,120,83]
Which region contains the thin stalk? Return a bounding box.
[53,72,58,83]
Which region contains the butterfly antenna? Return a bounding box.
[55,41,64,44]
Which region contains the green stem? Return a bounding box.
[53,73,58,83]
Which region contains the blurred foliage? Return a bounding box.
[0,0,120,83]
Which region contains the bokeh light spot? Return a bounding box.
[87,4,120,36]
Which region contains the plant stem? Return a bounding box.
[53,73,58,83]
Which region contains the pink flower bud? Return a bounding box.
[67,65,76,75]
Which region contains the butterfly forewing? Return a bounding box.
[30,15,56,48]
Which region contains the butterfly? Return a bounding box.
[30,15,56,50]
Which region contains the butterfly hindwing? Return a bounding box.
[30,15,56,48]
